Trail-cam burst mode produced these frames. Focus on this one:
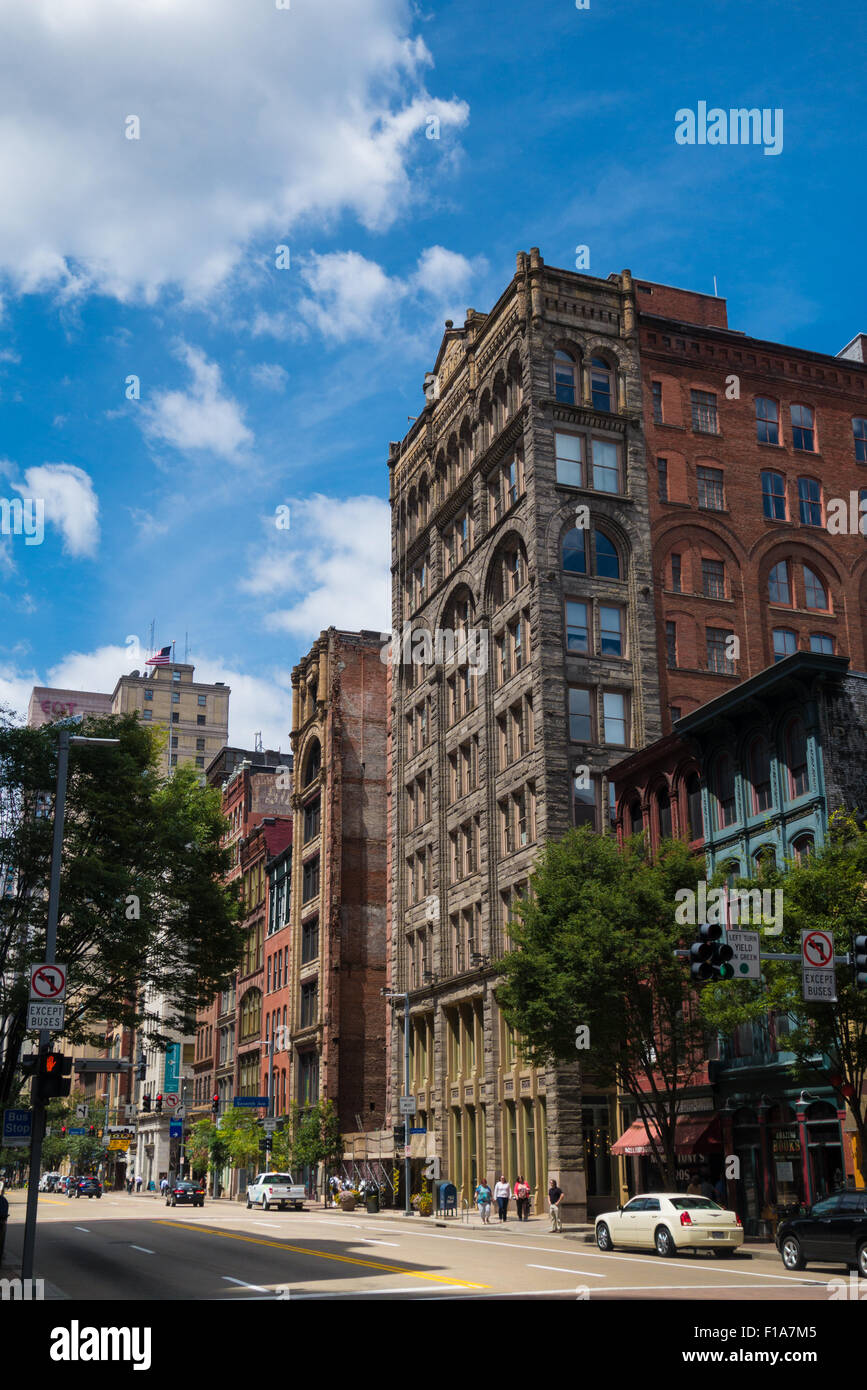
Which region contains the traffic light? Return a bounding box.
[211,1093,219,1116]
[33,1052,73,1103]
[136,1052,146,1082]
[690,923,734,984]
[155,1093,163,1114]
[142,1094,151,1113]
[855,935,867,989]
[88,1125,95,1136]
[61,1125,67,1136]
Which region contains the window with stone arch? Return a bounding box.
[553,348,579,404]
[478,390,493,450]
[302,738,321,787]
[590,353,616,413]
[492,371,509,433]
[489,533,529,611]
[417,474,430,529]
[506,351,523,414]
[561,524,623,580]
[239,988,262,1042]
[714,753,736,829]
[784,717,809,798]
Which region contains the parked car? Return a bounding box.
[777,1191,867,1276]
[595,1193,744,1257]
[246,1172,306,1212]
[165,1179,205,1208]
[68,1177,102,1199]
[55,1176,69,1194]
[39,1172,61,1192]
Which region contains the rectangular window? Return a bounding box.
[697,465,724,511]
[756,397,779,445]
[602,690,628,745]
[195,756,204,768]
[573,776,599,830]
[197,694,207,706]
[300,981,318,1029]
[809,633,834,654]
[142,710,152,721]
[599,605,624,657]
[791,404,815,452]
[691,389,719,434]
[172,691,180,703]
[554,431,582,488]
[854,418,867,463]
[196,737,205,750]
[768,561,790,605]
[302,857,320,903]
[144,688,153,701]
[651,381,663,425]
[773,629,797,662]
[172,670,181,681]
[591,438,620,493]
[761,470,787,520]
[701,558,726,598]
[707,628,736,674]
[566,600,589,654]
[172,712,179,724]
[197,714,205,725]
[670,554,682,592]
[665,621,677,668]
[301,918,319,964]
[798,477,822,526]
[569,686,593,742]
[657,457,668,501]
[171,735,179,748]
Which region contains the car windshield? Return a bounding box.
[669,1197,722,1211]
[263,1174,294,1183]
[176,1181,196,1188]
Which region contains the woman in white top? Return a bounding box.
[493,1175,511,1222]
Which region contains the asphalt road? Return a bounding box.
[2,1191,860,1301]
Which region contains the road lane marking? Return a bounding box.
[223,1276,269,1292]
[362,1240,400,1248]
[528,1264,605,1277]
[130,1245,155,1254]
[74,1227,90,1233]
[285,1285,471,1298]
[587,1281,827,1292]
[156,1221,488,1288]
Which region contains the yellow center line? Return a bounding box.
[155,1220,488,1288]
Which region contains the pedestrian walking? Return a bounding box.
[494,1174,510,1222]
[474,1177,493,1224]
[514,1175,531,1221]
[135,1174,143,1193]
[548,1177,564,1232]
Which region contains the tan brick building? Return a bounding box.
[387,250,663,1220]
[111,663,229,777]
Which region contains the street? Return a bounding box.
[2,1191,857,1301]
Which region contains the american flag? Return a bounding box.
[146,645,172,667]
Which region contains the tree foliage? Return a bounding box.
[0,710,241,1107]
[496,827,708,1185]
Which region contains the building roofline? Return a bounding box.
[674,653,851,736]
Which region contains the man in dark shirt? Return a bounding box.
[548,1178,564,1232]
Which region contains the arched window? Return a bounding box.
[772,628,797,662]
[791,833,814,864]
[629,800,643,836]
[595,531,621,579]
[418,476,429,527]
[686,773,702,841]
[785,718,809,797]
[768,561,790,604]
[478,392,492,450]
[854,417,867,463]
[493,373,508,431]
[803,565,828,611]
[749,737,773,813]
[240,989,262,1042]
[562,527,586,574]
[507,353,523,413]
[553,349,578,404]
[656,787,672,840]
[715,754,736,828]
[490,536,528,609]
[458,420,473,477]
[753,844,776,876]
[809,632,834,654]
[303,739,321,787]
[590,356,614,412]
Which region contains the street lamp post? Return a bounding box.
[383,990,411,1216]
[21,732,120,1282]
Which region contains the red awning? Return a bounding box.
[610,1115,722,1157]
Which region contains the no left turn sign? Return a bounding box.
[802,930,833,969]
[29,962,67,1001]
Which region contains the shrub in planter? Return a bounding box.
[415,1191,433,1217]
[338,1191,357,1211]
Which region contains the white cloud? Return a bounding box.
[141,344,253,460]
[15,463,99,557]
[0,664,40,722]
[0,1,468,305]
[250,362,289,392]
[241,494,390,638]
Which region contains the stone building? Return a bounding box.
[386,249,663,1219]
[111,663,229,778]
[287,629,389,1136]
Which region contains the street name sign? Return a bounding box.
[398,1096,417,1115]
[232,1096,269,1108]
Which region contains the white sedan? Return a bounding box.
[595,1193,744,1257]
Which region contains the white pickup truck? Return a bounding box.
[246,1171,306,1212]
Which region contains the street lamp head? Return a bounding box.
[70,737,121,747]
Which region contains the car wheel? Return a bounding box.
[171,1197,177,1207]
[781,1235,805,1271]
[261,1197,269,1211]
[596,1221,614,1252]
[858,1243,867,1279]
[655,1226,677,1257]
[246,1195,252,1209]
[295,1203,303,1212]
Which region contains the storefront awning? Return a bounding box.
[611,1115,722,1157]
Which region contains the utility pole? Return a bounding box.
[21,732,120,1282]
[383,990,411,1215]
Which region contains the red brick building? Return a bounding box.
[288,630,388,1138]
[636,279,867,729]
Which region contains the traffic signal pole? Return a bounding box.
[20,732,119,1282]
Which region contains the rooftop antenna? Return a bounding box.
[254,731,263,753]
[713,276,719,297]
[148,619,155,653]
[184,631,189,663]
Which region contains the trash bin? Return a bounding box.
[366,1191,380,1214]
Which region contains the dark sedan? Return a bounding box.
[777,1191,867,1275]
[165,1180,205,1208]
[68,1177,102,1199]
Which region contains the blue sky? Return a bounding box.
[0,0,864,749]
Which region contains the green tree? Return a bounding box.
[0,710,241,1107]
[287,1100,343,1203]
[701,811,867,1163]
[496,827,708,1188]
[186,1118,229,1193]
[217,1109,264,1179]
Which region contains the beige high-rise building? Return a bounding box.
[111,663,230,777]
